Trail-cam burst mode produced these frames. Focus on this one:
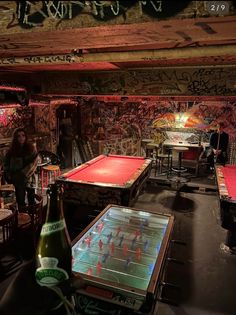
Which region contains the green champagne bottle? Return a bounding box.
[35,183,72,287]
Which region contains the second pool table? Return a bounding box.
[215,165,236,249]
[57,154,152,208]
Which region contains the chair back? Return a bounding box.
[17,194,44,250]
[0,207,23,278]
[0,208,18,249]
[38,150,61,166]
[18,194,43,232]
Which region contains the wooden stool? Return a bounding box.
[41,165,61,191]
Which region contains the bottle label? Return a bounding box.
[41,219,66,236]
[35,257,69,286]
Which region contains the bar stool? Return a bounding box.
[145,143,159,174]
[145,143,159,158]
[156,147,173,177]
[41,165,61,191]
[141,139,153,157]
[172,146,189,176]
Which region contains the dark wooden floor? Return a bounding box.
[135,182,236,315]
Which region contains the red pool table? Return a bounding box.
[215,165,236,248]
[57,155,152,208]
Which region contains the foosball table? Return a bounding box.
[72,204,174,314]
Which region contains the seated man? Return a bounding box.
[207,122,229,175]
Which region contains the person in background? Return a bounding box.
[3,127,38,211]
[207,121,229,177]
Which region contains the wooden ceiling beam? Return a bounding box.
[76,45,236,63]
[1,45,236,67]
[0,16,235,58]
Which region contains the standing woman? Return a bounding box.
[3,128,38,211]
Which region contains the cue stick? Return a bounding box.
[215,124,221,163]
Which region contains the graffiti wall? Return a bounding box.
[80,98,236,155]
[0,106,34,138]
[43,67,236,96]
[1,1,231,33]
[2,97,235,159]
[0,106,35,164]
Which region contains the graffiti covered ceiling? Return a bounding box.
[0,1,235,74]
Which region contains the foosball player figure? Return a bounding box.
[135,248,142,261]
[87,267,93,275]
[107,232,113,243]
[102,252,110,263]
[85,237,91,248]
[125,257,132,269]
[119,234,125,247]
[110,241,115,254]
[116,226,121,237]
[144,240,150,252]
[96,261,102,275]
[98,239,103,251]
[131,237,137,250]
[97,221,104,233]
[134,229,141,239]
[123,244,128,256]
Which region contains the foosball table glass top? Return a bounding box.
[72,205,172,295]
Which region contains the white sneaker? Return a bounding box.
[220,243,236,254]
[208,174,215,180]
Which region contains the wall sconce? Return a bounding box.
[175,112,189,128]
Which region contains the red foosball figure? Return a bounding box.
[87,267,93,275]
[110,241,115,254]
[136,247,142,261]
[85,237,91,248]
[123,244,128,256]
[98,239,103,251]
[135,230,141,238]
[97,222,104,234]
[96,261,102,275]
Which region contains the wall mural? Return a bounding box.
[0,106,34,138]
[80,99,236,156]
[1,97,235,161]
[14,1,191,29]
